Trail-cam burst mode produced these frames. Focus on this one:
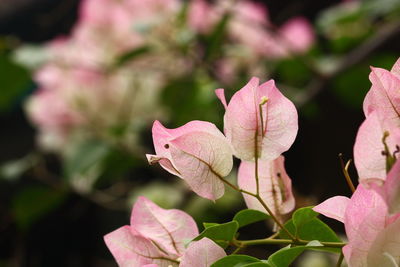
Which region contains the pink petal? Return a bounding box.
[168,131,233,200]
[131,196,199,256]
[313,196,350,223]
[390,58,400,78]
[180,238,227,267]
[353,111,400,184]
[383,160,400,214]
[363,67,400,127]
[215,89,227,109]
[238,156,295,217]
[343,185,387,266]
[223,77,298,161]
[367,216,400,266]
[104,226,175,267]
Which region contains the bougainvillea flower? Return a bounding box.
[375,160,400,215]
[353,111,400,185]
[216,77,298,161]
[179,237,227,267]
[104,196,225,267]
[146,120,233,200]
[278,17,315,54]
[238,156,295,218]
[313,185,400,267]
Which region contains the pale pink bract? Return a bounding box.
[314,185,400,267]
[216,77,298,161]
[238,156,295,218]
[146,120,233,200]
[104,196,226,267]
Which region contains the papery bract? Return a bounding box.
[238,156,295,217]
[354,111,400,184]
[104,226,176,267]
[179,237,227,267]
[131,196,198,255]
[363,65,400,127]
[376,160,400,215]
[104,196,200,267]
[146,120,233,200]
[216,77,298,161]
[314,185,400,267]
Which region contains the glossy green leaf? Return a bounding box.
[279,208,342,253]
[233,209,270,228]
[193,221,239,248]
[203,222,219,229]
[267,246,306,267]
[211,255,262,267]
[241,263,271,267]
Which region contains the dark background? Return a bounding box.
[1,0,399,266]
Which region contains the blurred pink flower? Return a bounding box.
[278,17,315,54]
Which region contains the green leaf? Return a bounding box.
[193,221,239,248]
[279,207,342,253]
[113,46,150,68]
[64,139,110,179]
[203,222,219,229]
[292,207,318,234]
[211,255,262,267]
[241,263,271,267]
[267,246,306,267]
[233,209,270,228]
[205,13,230,60]
[0,53,31,112]
[12,185,67,230]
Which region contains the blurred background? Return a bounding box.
[1,0,400,266]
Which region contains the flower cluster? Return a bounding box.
[314,59,400,267]
[25,0,314,152]
[105,76,299,265]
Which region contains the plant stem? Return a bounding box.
[336,251,345,267]
[338,153,356,193]
[238,238,346,248]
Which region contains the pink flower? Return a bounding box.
[216,77,298,161]
[278,17,315,54]
[313,185,400,267]
[104,196,226,267]
[238,156,295,218]
[187,0,216,33]
[354,60,400,184]
[353,111,400,185]
[146,120,233,201]
[375,160,400,215]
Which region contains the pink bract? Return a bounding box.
[104,196,200,267]
[179,237,227,267]
[238,156,295,218]
[314,185,400,267]
[131,196,198,255]
[278,17,315,54]
[146,120,233,200]
[353,111,400,185]
[216,77,298,161]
